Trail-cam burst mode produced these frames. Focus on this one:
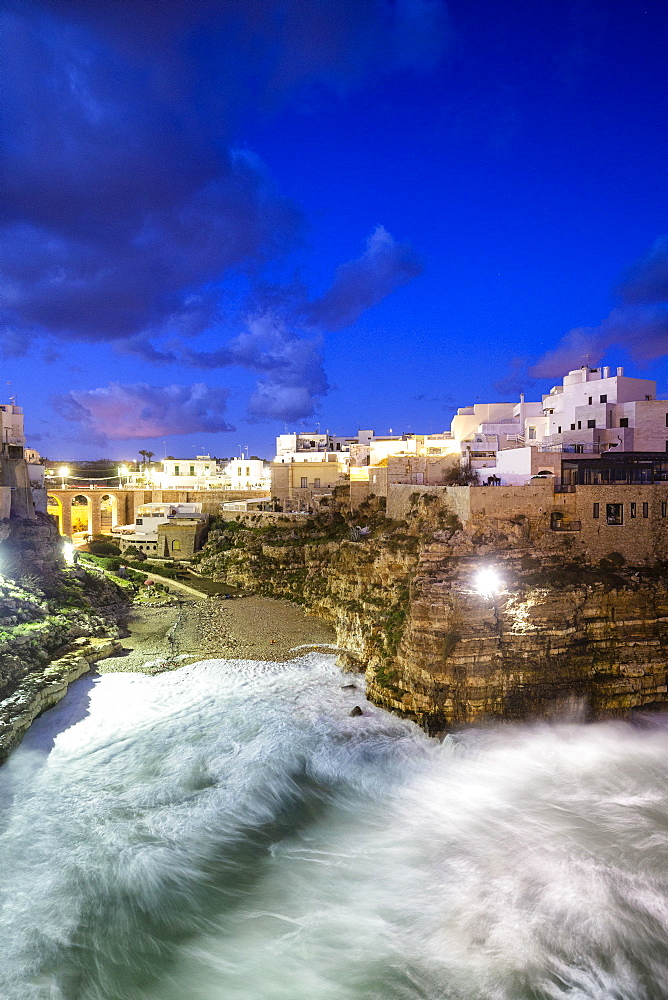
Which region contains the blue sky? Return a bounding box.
[2,0,666,460]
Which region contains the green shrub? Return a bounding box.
[88,540,121,556]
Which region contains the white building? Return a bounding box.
[528,366,665,454]
[157,455,225,489]
[223,458,270,489]
[0,402,25,459]
[111,502,204,555]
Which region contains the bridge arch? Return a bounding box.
[71,494,94,535]
[100,493,118,529]
[47,494,63,533]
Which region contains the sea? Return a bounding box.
[1,654,667,1000]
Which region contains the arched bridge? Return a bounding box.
[46,488,152,537]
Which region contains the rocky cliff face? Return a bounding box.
[196,497,668,732]
[0,514,130,760]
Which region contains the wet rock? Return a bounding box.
[349,705,364,717]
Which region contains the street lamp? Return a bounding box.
[58,466,69,489]
[118,465,128,487]
[475,567,503,599]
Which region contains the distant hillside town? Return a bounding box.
[3,363,668,566]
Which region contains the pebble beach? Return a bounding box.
[99,594,337,674]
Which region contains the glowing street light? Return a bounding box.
[58,466,69,489]
[475,566,503,599]
[118,465,128,487]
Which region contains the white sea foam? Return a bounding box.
[1,656,667,999]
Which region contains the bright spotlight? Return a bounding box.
[62,541,75,566]
[475,567,503,598]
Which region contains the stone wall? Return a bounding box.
[571,484,668,562]
[157,520,208,560]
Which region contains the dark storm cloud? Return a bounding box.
[2,0,444,420]
[182,313,328,422]
[305,227,423,331]
[53,383,234,440]
[531,237,668,378]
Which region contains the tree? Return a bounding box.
[123,545,146,562]
[138,449,155,468]
[443,465,480,486]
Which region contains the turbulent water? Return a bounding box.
[1,655,668,1000]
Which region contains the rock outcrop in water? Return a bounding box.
[195,495,668,731]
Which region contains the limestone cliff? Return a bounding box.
[195,496,668,731]
[0,514,129,760]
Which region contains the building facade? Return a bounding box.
[111,502,208,558]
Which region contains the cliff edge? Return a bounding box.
[195,495,668,731]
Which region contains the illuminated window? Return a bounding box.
[606,503,623,525]
[172,539,181,550]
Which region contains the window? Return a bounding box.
[606,503,623,525]
[558,426,562,433]
[646,395,652,400]
[189,465,195,476]
[643,502,649,518]
[663,502,667,518]
[136,518,143,525]
[174,465,180,475]
[172,539,181,551]
[528,426,536,440]
[570,423,576,430]
[593,503,599,519]
[630,502,636,518]
[577,421,582,429]
[313,478,320,488]
[600,394,607,403]
[619,418,628,428]
[588,397,592,405]
[666,413,668,427]
[237,467,242,475]
[246,466,250,475]
[587,419,596,429]
[300,477,308,488]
